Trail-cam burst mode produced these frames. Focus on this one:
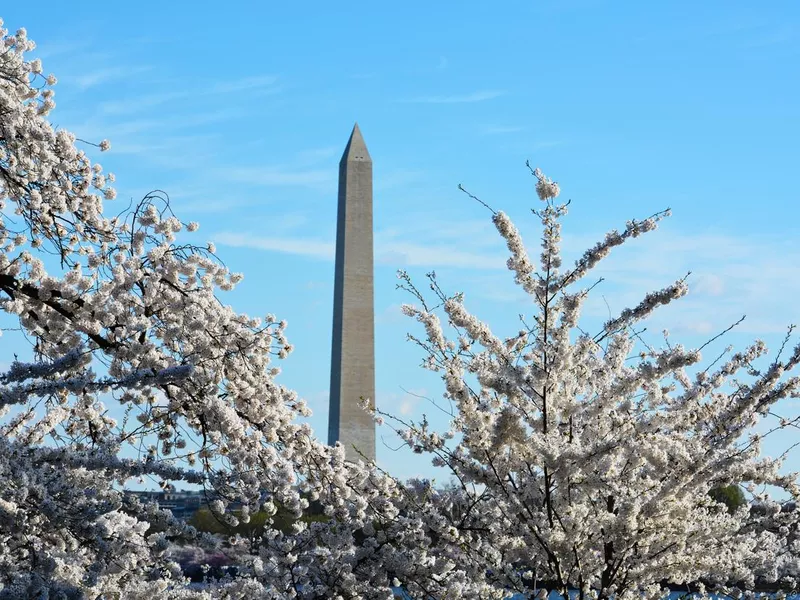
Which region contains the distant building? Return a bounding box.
[125,490,206,520]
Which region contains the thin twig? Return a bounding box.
[697,315,746,353]
[458,184,496,215]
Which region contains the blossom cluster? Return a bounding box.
[0,18,484,599]
[391,171,800,599]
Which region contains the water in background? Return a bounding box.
[390,589,799,600]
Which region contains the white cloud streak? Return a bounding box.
[402,90,506,104]
[69,65,152,89]
[215,217,800,337]
[482,125,524,135]
[211,75,279,93]
[224,167,335,188]
[215,232,335,260]
[97,74,280,115]
[214,226,506,269]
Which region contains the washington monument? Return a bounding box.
[328,123,376,463]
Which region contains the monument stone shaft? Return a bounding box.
[328,123,376,462]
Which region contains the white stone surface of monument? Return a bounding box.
[327,123,376,463]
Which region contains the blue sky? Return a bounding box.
[2,1,800,485]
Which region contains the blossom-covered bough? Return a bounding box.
[0,17,484,600]
[387,164,800,599]
[0,18,307,598]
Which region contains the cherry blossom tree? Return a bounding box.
[386,166,800,600]
[0,18,313,598]
[0,17,491,600]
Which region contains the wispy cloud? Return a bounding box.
[211,74,279,94]
[65,108,245,145]
[214,232,335,259]
[99,91,186,115]
[376,241,502,269]
[378,217,498,249]
[97,75,280,115]
[399,389,429,416]
[296,146,341,163]
[224,167,335,188]
[742,26,794,49]
[69,65,152,90]
[109,132,218,154]
[556,228,800,336]
[530,140,565,150]
[376,303,406,325]
[482,125,524,135]
[215,212,800,339]
[213,227,505,269]
[402,90,506,104]
[632,17,794,54]
[437,56,449,70]
[33,39,93,59]
[215,213,504,268]
[377,389,430,417]
[63,117,232,170]
[375,168,426,191]
[174,196,256,214]
[164,183,264,214]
